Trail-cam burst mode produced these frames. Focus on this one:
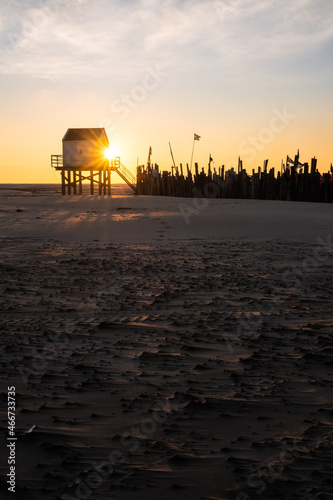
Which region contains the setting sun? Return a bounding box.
[104,146,119,160]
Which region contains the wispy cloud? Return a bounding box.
[0,0,332,85]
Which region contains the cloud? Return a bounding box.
[0,0,332,86]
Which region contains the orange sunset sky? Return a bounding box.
[1,0,333,182]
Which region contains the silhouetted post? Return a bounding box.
[98,170,101,195]
[310,157,317,201]
[61,171,66,195]
[103,169,106,195]
[73,171,77,195]
[108,168,111,196]
[90,170,94,195]
[79,171,83,194]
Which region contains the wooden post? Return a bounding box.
[67,170,71,195]
[108,168,111,196]
[310,157,317,176]
[98,170,102,195]
[310,157,317,202]
[90,170,94,195]
[61,170,65,195]
[79,171,82,195]
[73,171,77,195]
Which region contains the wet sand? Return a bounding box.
[0,187,332,499]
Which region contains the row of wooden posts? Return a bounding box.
[60,168,112,195]
[136,155,333,203]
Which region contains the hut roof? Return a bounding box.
[63,128,109,146]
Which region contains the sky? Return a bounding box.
[1,0,333,182]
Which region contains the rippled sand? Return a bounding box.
[0,187,332,499]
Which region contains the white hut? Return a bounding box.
[62,128,109,169]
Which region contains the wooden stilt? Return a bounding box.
[79,171,82,194]
[90,170,94,195]
[68,171,71,195]
[73,171,77,195]
[103,169,106,195]
[108,168,111,196]
[98,170,102,195]
[61,171,65,195]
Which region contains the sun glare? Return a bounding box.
[104,146,118,160]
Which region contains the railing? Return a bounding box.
[51,155,63,168]
[118,163,137,188]
[111,157,137,192]
[110,157,121,170]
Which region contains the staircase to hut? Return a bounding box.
[110,157,137,192]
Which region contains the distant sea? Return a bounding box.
[0,183,133,197]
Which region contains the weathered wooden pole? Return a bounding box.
[98,170,102,195]
[78,171,82,195]
[310,157,317,202]
[73,171,77,195]
[102,169,106,195]
[90,170,94,195]
[61,170,65,195]
[108,168,111,196]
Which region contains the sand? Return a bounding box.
[0,185,332,500]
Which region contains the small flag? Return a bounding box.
[296,161,303,168]
[209,155,214,163]
[287,155,294,164]
[194,133,201,141]
[149,146,152,156]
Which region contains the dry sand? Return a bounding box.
[0,185,333,500]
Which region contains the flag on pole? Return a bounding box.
[194,133,201,141]
[287,155,294,164]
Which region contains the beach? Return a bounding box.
[0,186,332,500]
